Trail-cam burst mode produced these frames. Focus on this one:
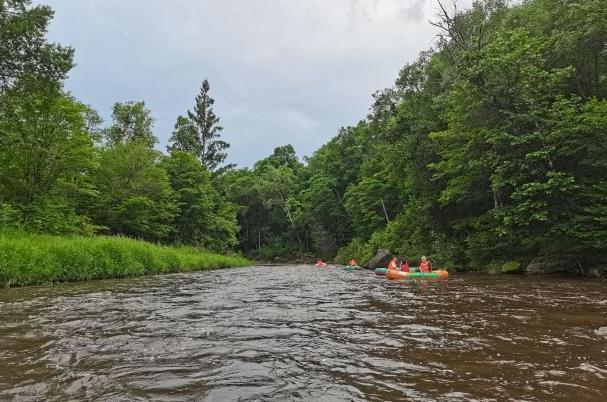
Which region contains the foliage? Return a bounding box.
[0,0,243,285]
[0,203,20,231]
[168,79,232,172]
[103,101,157,147]
[0,79,96,211]
[0,231,251,287]
[254,144,302,172]
[19,197,95,236]
[161,151,238,252]
[2,0,607,276]
[334,238,374,265]
[219,145,305,259]
[223,0,607,272]
[90,142,176,242]
[0,0,73,90]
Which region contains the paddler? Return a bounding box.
[400,259,410,273]
[348,258,358,267]
[419,256,432,273]
[387,257,399,271]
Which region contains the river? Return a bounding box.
[1,265,606,401]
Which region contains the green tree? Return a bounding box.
[218,145,307,258]
[104,101,157,147]
[161,151,238,251]
[0,0,73,90]
[430,27,576,263]
[297,125,370,256]
[167,115,199,155]
[91,142,175,241]
[219,168,263,253]
[256,165,303,248]
[0,79,96,207]
[329,0,607,271]
[254,144,302,172]
[548,98,607,254]
[168,79,232,172]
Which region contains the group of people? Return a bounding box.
[387,256,432,273]
[315,256,432,272]
[316,259,358,267]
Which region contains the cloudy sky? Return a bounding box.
[38,0,472,167]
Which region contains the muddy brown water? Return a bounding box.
[1,265,606,401]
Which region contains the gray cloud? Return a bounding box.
[398,0,428,23]
[37,0,472,167]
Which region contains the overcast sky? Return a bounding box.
[38,0,473,167]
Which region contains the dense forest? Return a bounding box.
[1,0,606,275]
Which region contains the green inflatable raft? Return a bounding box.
[404,272,444,278]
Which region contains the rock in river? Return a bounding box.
[365,249,393,269]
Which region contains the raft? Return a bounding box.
[375,267,422,275]
[343,265,362,271]
[386,269,449,280]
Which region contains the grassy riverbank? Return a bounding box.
[0,232,252,287]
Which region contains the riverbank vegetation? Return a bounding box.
[1,0,606,277]
[0,231,250,287]
[218,0,607,275]
[1,2,240,250]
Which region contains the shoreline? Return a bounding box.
[0,232,252,288]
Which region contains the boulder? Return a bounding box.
[525,255,577,275]
[365,249,393,269]
[526,254,607,277]
[586,264,607,278]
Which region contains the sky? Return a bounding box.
[38,0,473,167]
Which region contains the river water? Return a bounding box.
[1,265,606,401]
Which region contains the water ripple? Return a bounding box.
[1,266,606,401]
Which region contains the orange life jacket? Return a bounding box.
[420,260,432,273]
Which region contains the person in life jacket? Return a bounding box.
[419,256,432,273]
[400,259,410,273]
[348,259,358,267]
[387,257,399,271]
[315,260,326,267]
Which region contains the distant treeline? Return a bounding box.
[1,0,606,274]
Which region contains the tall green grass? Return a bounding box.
[0,231,252,287]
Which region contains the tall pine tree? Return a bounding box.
[168,79,232,172]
